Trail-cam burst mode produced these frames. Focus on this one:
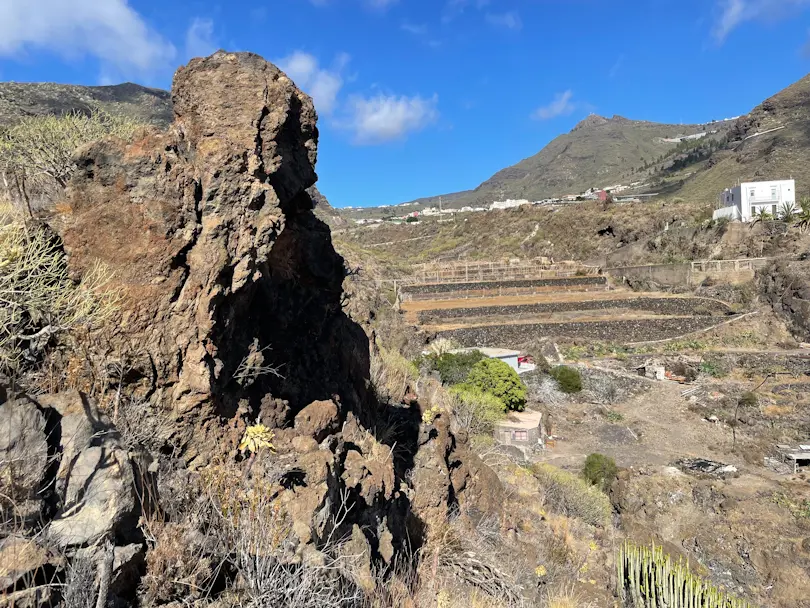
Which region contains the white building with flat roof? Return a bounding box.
[713,179,796,222]
[449,347,536,373]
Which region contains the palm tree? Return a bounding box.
[750,207,773,227]
[796,197,810,233]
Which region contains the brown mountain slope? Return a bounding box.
[396,115,731,210]
[0,81,173,127]
[399,72,810,213]
[673,72,810,202]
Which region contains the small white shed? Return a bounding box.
[476,347,521,371]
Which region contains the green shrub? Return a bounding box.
[449,385,507,434]
[549,366,582,394]
[531,463,611,527]
[738,391,758,408]
[431,350,486,385]
[699,359,728,378]
[466,358,527,411]
[581,453,618,493]
[1,108,142,193]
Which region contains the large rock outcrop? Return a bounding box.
[56,51,373,442]
[40,51,501,581]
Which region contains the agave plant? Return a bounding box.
[238,423,275,477]
[239,423,275,454]
[778,201,797,223]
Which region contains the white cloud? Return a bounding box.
[486,11,523,30]
[401,22,441,47]
[531,91,576,121]
[366,0,398,8]
[442,0,491,23]
[185,18,216,60]
[309,0,398,8]
[0,0,176,78]
[341,94,439,144]
[402,22,429,35]
[713,0,810,42]
[276,51,349,115]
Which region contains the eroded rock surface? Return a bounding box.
[57,51,372,442]
[25,51,504,600]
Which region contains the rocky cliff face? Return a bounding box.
[2,51,499,605]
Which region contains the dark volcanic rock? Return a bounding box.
[42,52,500,574]
[55,52,368,439]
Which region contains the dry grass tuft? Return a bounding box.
[531,464,611,528]
[370,345,419,405]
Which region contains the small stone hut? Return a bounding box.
[494,410,544,447]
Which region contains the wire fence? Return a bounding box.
[412,259,600,284]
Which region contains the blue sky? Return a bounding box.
[2,0,810,207]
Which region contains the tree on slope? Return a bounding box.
[465,358,527,412]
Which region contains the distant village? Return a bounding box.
[350,181,658,225]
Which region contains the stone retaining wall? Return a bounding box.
[759,260,810,341]
[624,352,810,376]
[438,316,730,346]
[605,261,762,288]
[401,276,607,300]
[418,297,731,324]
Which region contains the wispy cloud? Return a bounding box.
[608,54,624,79]
[276,51,350,115]
[309,0,399,9]
[442,0,491,23]
[185,18,216,60]
[486,11,523,30]
[340,93,439,144]
[366,0,399,8]
[401,22,442,47]
[0,0,176,80]
[713,0,810,42]
[531,90,576,121]
[401,22,428,35]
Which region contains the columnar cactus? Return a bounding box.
[616,542,756,608]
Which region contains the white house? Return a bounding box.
[713,179,796,222]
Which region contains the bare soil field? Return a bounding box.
[404,279,736,344]
[422,311,696,332]
[401,290,718,313]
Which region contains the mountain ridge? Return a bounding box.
[395,114,732,211]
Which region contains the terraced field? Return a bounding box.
[399,275,739,347]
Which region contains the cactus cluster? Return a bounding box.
[616,542,756,608]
